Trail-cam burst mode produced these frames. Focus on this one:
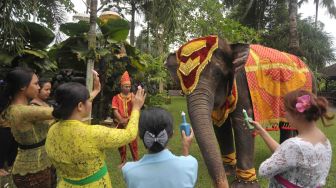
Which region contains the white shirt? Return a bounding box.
[259,137,332,188]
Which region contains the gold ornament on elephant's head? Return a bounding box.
[176,35,218,95]
[178,57,200,76]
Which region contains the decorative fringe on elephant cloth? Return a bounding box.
[222,152,237,166]
[236,168,257,181]
[212,81,238,127]
[176,35,218,95]
[245,45,313,131]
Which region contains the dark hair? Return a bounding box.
[0,67,34,114]
[52,82,89,120]
[38,77,51,90]
[284,89,334,126]
[139,107,174,153]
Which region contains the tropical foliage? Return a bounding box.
[51,13,147,120]
[0,22,57,78]
[0,0,74,52]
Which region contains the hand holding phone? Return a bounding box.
[242,109,254,130]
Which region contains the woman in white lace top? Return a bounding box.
[250,89,334,188]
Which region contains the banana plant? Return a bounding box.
[0,22,57,76]
[51,12,147,120]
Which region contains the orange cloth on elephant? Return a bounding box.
[245,45,312,130]
[211,81,238,127]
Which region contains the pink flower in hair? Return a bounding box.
[295,95,311,113]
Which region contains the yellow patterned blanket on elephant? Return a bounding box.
[245,45,312,130]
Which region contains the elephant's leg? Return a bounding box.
[230,111,259,188]
[229,71,259,188]
[214,119,236,176]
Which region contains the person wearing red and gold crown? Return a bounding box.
[112,71,138,167]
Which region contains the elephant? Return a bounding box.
[165,36,316,188]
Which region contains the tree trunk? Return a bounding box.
[315,0,319,28]
[159,80,164,93]
[97,59,107,120]
[86,0,97,123]
[241,0,255,20]
[86,0,91,14]
[130,0,136,46]
[147,22,150,52]
[288,0,300,56]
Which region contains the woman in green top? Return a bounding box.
[0,68,55,188]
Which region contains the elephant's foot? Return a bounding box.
[224,164,236,176]
[231,179,260,188]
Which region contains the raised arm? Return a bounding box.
[92,87,146,149]
[250,120,280,152]
[14,105,53,122]
[91,110,140,149]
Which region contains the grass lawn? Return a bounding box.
[106,96,336,188]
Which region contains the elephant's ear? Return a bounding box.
[164,53,180,84]
[230,43,250,73]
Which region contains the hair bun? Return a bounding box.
[315,97,328,116]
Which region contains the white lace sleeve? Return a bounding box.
[259,139,303,178]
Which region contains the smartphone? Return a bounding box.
[243,109,254,130]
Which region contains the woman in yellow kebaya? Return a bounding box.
[0,68,54,188]
[46,72,146,187]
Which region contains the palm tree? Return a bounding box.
[298,0,336,28]
[86,0,97,96]
[289,0,301,56]
[289,0,336,55]
[313,0,336,28]
[140,0,179,56]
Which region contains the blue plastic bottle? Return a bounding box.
[180,111,191,136]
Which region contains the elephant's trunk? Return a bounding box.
[187,81,228,187]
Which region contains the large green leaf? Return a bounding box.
[0,51,15,66]
[54,36,89,71]
[129,57,146,71]
[16,22,55,49]
[60,21,90,36]
[11,49,57,74]
[124,43,146,70]
[97,49,111,57]
[21,49,48,58]
[98,18,130,42]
